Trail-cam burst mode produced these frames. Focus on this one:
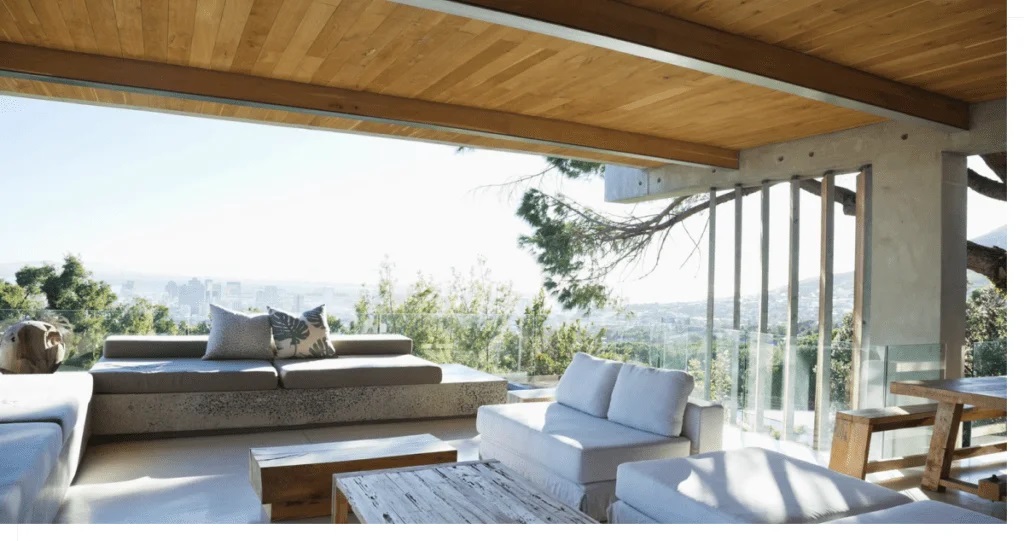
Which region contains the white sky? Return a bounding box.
[0,95,1007,305]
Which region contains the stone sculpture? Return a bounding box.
[0,320,65,374]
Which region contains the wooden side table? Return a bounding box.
[250,433,457,520]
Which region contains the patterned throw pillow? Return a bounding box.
[268,305,336,359]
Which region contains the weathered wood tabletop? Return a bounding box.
[332,459,598,524]
[890,376,1007,410]
[889,376,1007,494]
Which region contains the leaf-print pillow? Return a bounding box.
[267,305,336,359]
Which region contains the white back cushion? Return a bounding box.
[555,352,623,418]
[607,363,695,437]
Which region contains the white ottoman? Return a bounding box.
[612,448,912,523]
[827,501,1004,524]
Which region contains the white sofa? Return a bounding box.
[477,353,724,521]
[0,373,92,523]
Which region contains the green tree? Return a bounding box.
[445,258,518,371]
[1,280,42,311]
[964,286,1006,378]
[104,298,179,336]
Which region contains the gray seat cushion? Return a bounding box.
[103,335,210,358]
[476,402,691,484]
[827,501,1004,524]
[90,359,279,393]
[0,373,92,444]
[615,448,912,524]
[330,334,413,356]
[0,423,63,523]
[274,354,442,389]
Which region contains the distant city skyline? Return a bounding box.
[0,94,1007,307]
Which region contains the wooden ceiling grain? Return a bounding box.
[0,0,1006,166]
[621,0,1006,102]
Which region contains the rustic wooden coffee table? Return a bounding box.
[332,459,597,524]
[250,434,457,521]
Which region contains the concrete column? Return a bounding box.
[858,151,968,409]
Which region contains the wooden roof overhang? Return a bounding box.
[0,1,1006,170]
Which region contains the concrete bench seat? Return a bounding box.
[610,448,912,524]
[274,354,442,389]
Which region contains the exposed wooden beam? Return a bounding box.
[393,0,971,130]
[0,42,737,168]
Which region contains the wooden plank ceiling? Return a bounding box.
[0,0,1007,168]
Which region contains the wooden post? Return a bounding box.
[705,187,717,401]
[753,183,771,432]
[730,185,743,417]
[852,166,873,409]
[783,178,800,438]
[815,173,836,450]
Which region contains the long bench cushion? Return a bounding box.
[102,334,414,358]
[330,335,413,356]
[827,501,1004,524]
[0,423,62,523]
[0,373,92,444]
[616,448,912,524]
[476,402,691,484]
[274,354,442,389]
[103,336,209,359]
[90,359,279,393]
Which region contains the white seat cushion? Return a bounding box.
[607,363,694,437]
[477,402,690,484]
[616,448,912,523]
[0,373,92,444]
[555,353,622,417]
[827,501,1004,524]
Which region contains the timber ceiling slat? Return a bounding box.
[250,0,310,77]
[621,0,1006,102]
[112,0,145,59]
[0,74,664,168]
[188,0,226,68]
[83,0,122,56]
[0,0,1006,165]
[167,0,197,65]
[139,0,169,62]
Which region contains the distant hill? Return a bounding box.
[972,225,1006,249]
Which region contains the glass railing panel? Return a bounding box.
[878,343,945,460]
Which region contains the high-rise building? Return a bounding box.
[179,278,207,318]
[164,281,178,300]
[120,280,136,299]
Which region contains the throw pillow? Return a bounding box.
[268,305,336,359]
[202,304,274,360]
[554,352,623,418]
[607,363,695,437]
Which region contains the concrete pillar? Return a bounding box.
[858,150,968,409]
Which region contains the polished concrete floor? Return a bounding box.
[57,418,1006,523]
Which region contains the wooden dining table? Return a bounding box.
[889,376,1007,495]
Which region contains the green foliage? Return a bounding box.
[103,298,179,336]
[544,158,604,179]
[516,189,612,311]
[1,280,41,311]
[965,286,1006,378]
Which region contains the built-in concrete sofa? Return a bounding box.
[0,373,93,523]
[89,334,507,436]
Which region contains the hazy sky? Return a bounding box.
[0,95,1006,304]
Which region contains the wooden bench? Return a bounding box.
[829,403,1006,479]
